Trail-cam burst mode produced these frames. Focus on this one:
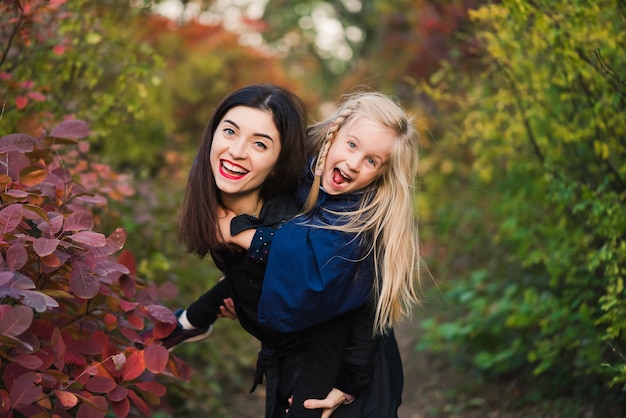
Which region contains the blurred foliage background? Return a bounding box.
[1,0,625,416]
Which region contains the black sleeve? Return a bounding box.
[185,277,233,329]
[334,304,379,397]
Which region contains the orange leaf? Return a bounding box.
[55,390,78,408]
[121,351,145,382]
[19,166,47,187]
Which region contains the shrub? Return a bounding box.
[0,119,189,417]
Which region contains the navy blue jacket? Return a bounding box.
[258,170,375,334]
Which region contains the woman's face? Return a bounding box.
[210,106,281,208]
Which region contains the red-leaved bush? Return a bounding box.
[0,119,190,418]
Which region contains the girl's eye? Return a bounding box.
[347,141,356,149]
[367,157,376,167]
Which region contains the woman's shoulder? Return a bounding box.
[261,192,301,226]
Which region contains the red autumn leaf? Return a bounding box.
[121,351,145,382]
[41,253,62,268]
[167,356,192,382]
[119,275,136,299]
[118,300,138,312]
[143,344,169,374]
[13,354,43,370]
[126,389,150,415]
[0,204,24,234]
[55,390,78,408]
[50,120,90,139]
[69,231,106,247]
[152,321,176,340]
[116,250,136,276]
[0,305,33,336]
[76,331,109,355]
[63,210,94,232]
[118,327,141,344]
[125,313,144,330]
[85,376,117,394]
[33,237,61,257]
[146,305,177,323]
[9,372,42,408]
[134,381,167,397]
[104,313,117,326]
[76,394,108,418]
[19,288,59,313]
[0,134,35,153]
[36,214,64,235]
[15,96,28,109]
[94,260,129,276]
[6,243,28,271]
[70,260,100,299]
[111,397,130,418]
[107,385,128,403]
[51,327,66,371]
[89,228,127,257]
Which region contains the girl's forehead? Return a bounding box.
[343,116,392,137]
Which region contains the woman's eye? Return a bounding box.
[224,128,235,136]
[254,141,268,150]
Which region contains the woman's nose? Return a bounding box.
[229,138,247,158]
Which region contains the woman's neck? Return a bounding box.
[221,194,263,217]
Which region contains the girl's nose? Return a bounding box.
[346,156,360,172]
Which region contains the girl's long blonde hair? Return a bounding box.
[304,92,420,335]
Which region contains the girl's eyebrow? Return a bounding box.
[223,119,274,142]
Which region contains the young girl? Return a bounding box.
[223,91,421,417]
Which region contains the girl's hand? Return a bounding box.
[217,206,256,249]
[302,388,347,418]
[217,206,237,245]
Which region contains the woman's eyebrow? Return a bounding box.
[223,119,274,142]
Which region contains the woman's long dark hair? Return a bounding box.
[178,84,308,259]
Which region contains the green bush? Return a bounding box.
[418,0,626,401]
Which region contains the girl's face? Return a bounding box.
[321,116,394,195]
[210,106,281,210]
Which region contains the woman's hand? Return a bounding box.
[218,297,237,320]
[302,388,348,418]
